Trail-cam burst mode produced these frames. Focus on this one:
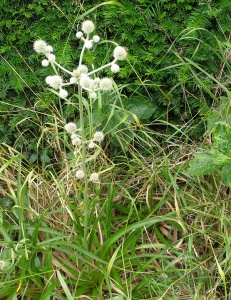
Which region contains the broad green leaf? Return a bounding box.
[188,149,230,176]
[125,97,156,120]
[221,165,231,187]
[213,123,231,156]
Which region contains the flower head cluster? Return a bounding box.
[33,20,127,99]
[76,20,100,50]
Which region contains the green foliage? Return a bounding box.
[188,122,231,186]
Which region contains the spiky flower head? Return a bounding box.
[111,64,120,73]
[76,170,84,179]
[93,131,104,142]
[33,40,47,53]
[80,75,93,90]
[72,136,82,146]
[82,20,95,34]
[88,141,96,149]
[100,78,113,91]
[59,88,68,99]
[45,75,63,90]
[89,172,99,183]
[113,46,127,61]
[72,65,88,78]
[64,122,77,134]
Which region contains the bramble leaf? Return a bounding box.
[188,149,231,176]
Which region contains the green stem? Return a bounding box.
[78,83,89,250]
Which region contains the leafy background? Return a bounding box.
[1,0,231,155]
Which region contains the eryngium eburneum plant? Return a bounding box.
[33,20,127,249]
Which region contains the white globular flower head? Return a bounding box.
[72,65,88,78]
[94,78,101,84]
[48,53,56,62]
[84,40,93,49]
[80,74,93,90]
[93,35,100,43]
[76,170,85,179]
[111,64,120,73]
[100,78,113,91]
[89,172,99,183]
[45,45,53,53]
[64,122,77,134]
[113,46,127,61]
[88,141,96,149]
[93,131,104,142]
[42,59,49,67]
[45,75,63,90]
[33,40,47,53]
[59,88,68,99]
[76,31,83,39]
[70,77,77,84]
[72,136,82,146]
[90,92,97,100]
[82,20,95,34]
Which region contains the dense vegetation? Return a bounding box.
[0,0,231,299]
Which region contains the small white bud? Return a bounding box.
[59,88,68,99]
[93,35,100,43]
[100,78,113,91]
[93,131,104,142]
[89,172,99,183]
[111,64,120,73]
[85,40,93,49]
[48,53,56,62]
[45,45,53,53]
[76,170,85,179]
[76,31,83,38]
[82,20,95,34]
[42,59,49,67]
[88,141,96,149]
[72,137,82,146]
[64,122,77,134]
[113,46,127,61]
[90,92,97,99]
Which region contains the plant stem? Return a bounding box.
[78,83,89,250]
